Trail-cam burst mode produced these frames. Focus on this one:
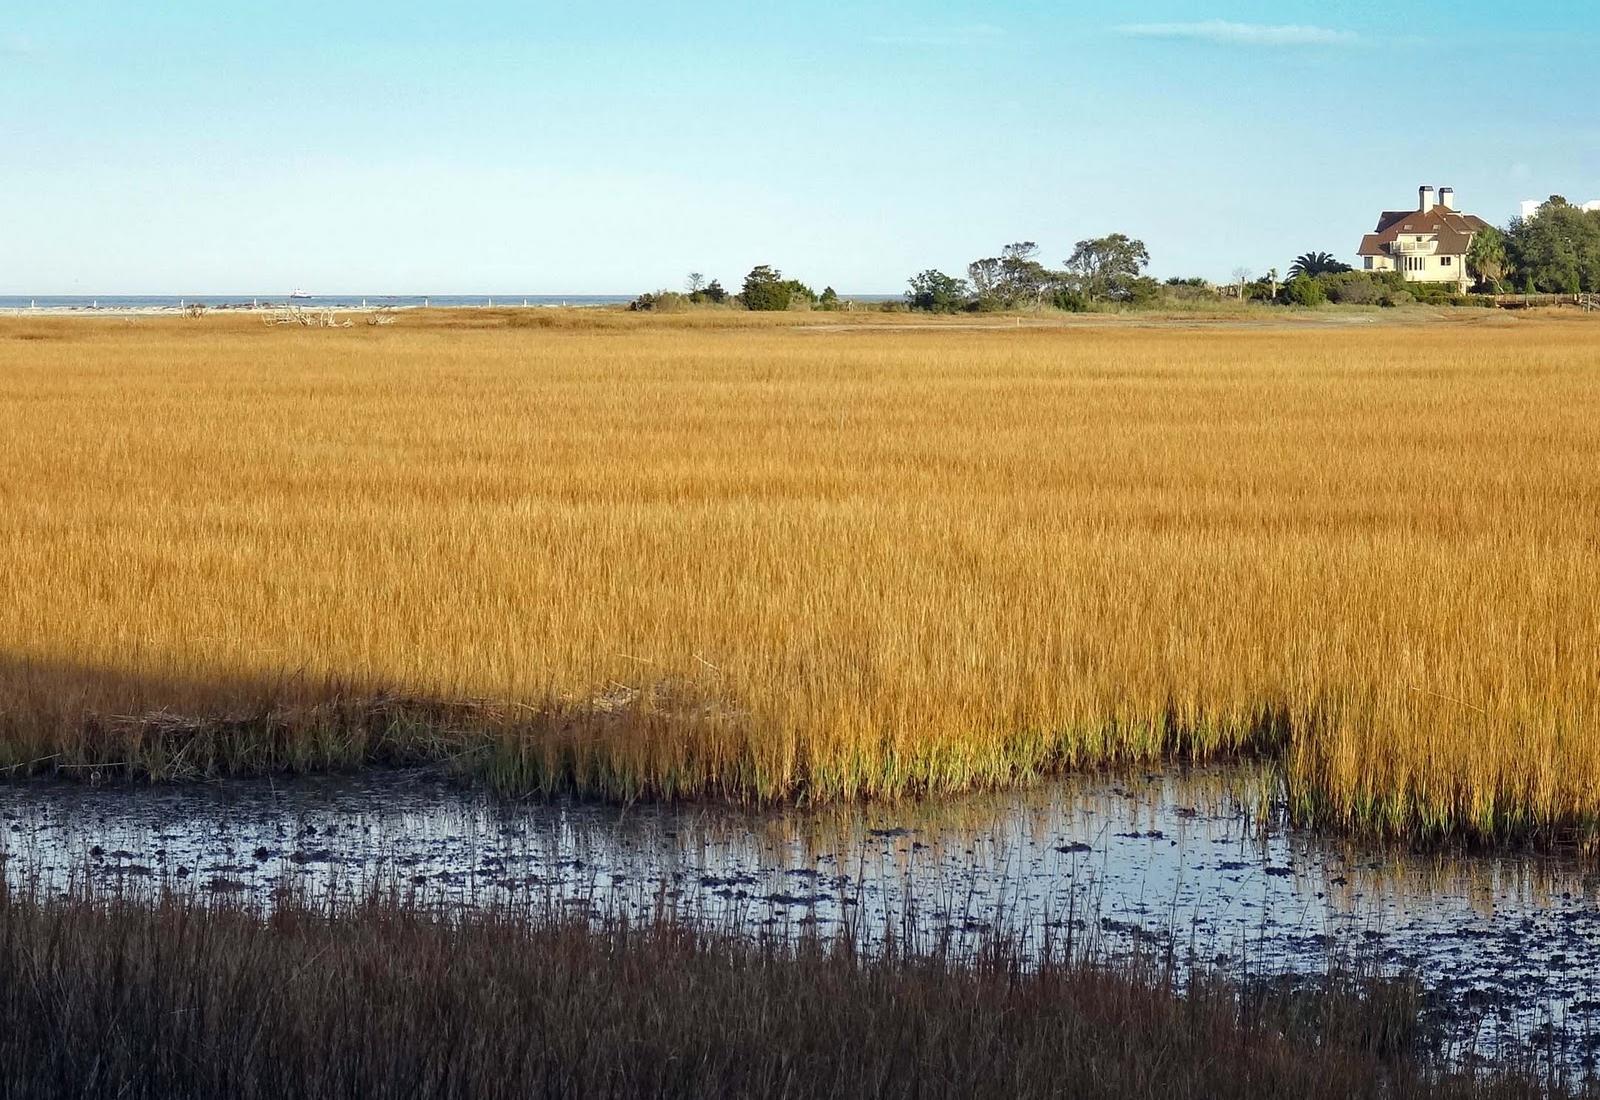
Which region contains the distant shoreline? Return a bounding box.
[1,304,583,317]
[0,293,905,316]
[0,295,636,317]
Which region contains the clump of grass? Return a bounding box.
[0,885,1566,1099]
[3,312,1600,841]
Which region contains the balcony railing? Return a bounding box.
[1389,237,1437,255]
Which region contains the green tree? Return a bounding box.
[906,269,971,313]
[1506,198,1600,293]
[741,265,794,311]
[1063,234,1150,302]
[965,242,1055,310]
[1466,226,1507,291]
[1286,251,1351,279]
[998,242,1052,309]
[965,256,1005,310]
[1125,276,1162,305]
[691,279,728,305]
[781,279,817,306]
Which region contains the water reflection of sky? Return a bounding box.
[5,767,1600,1073]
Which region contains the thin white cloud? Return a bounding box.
[867,24,1005,48]
[1,33,39,56]
[1116,20,1356,47]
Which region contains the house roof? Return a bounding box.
[1358,205,1490,256]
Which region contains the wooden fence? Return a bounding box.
[1491,293,1600,311]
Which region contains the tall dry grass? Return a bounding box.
[2,310,1597,840]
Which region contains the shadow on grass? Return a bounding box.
[0,651,760,801]
[0,651,480,780]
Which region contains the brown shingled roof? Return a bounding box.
[1357,204,1488,257]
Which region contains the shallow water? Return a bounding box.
[5,767,1599,1070]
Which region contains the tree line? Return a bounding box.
[631,195,1600,316]
[906,235,1155,313]
[631,233,1164,314]
[1487,196,1600,294]
[631,267,844,312]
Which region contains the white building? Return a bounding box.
[1357,185,1490,294]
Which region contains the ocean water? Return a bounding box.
[0,294,635,311]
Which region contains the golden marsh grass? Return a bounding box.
[2,309,1597,841]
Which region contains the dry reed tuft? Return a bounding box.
[2,310,1598,840]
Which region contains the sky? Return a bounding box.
[3,1,1598,294]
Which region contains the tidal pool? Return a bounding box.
[5,766,1599,1072]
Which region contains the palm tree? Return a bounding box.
[1287,251,1351,279]
[1466,226,1507,291]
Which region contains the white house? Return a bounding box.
[1357,186,1489,294]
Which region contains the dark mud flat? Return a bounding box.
[6,767,1600,1073]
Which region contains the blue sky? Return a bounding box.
[3,2,1597,294]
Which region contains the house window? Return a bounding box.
[1364,257,1374,270]
[1441,256,1452,266]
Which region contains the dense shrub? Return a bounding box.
[1051,287,1088,312]
[1281,276,1326,307]
[629,291,689,312]
[1163,278,1218,302]
[1124,276,1162,306]
[689,280,729,305]
[906,269,972,313]
[1318,272,1382,305]
[741,265,794,311]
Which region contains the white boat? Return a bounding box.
[289,289,313,300]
